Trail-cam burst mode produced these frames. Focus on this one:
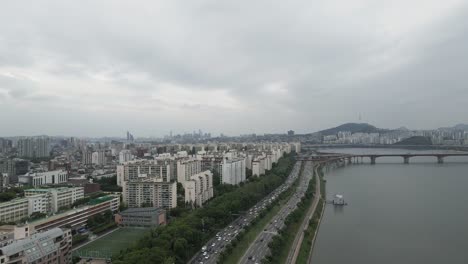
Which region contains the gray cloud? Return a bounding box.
[0,0,468,136]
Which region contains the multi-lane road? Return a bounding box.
[189,161,302,264]
[286,164,321,264]
[239,161,314,264]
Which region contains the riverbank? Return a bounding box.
[297,167,326,263]
[285,165,322,264]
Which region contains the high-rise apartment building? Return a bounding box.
[92,150,106,166]
[0,159,29,184]
[183,170,214,207]
[119,149,134,163]
[222,157,246,185]
[176,159,201,182]
[82,149,93,165]
[122,178,177,209]
[117,160,172,186]
[17,137,50,158]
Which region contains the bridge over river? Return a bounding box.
[297,152,468,164]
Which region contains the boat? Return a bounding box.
[332,194,347,205]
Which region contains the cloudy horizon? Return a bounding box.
[1,0,468,137]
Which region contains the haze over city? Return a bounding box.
[1,0,468,137]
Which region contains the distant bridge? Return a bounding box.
[302,144,468,152]
[297,153,468,164]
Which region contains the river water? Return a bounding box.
[312,148,468,264]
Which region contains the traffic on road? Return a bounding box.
[239,161,314,264]
[189,161,303,264]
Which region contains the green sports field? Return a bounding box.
[73,228,149,259]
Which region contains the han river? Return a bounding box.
[312,148,468,264]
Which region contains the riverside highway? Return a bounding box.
[286,165,321,264]
[239,161,314,264]
[189,161,302,264]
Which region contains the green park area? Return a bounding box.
[73,228,149,259]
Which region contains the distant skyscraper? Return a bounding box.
[92,150,106,166]
[35,137,50,158]
[82,149,93,165]
[18,138,33,157]
[126,131,134,142]
[18,137,49,158]
[288,130,295,136]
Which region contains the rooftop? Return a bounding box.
[0,228,64,260]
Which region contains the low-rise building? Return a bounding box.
[0,195,48,223]
[115,207,166,228]
[24,187,84,213]
[0,225,30,247]
[29,195,119,233]
[0,227,72,264]
[19,170,68,187]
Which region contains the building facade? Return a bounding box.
[0,195,48,223]
[176,159,201,182]
[122,178,177,209]
[24,187,84,213]
[19,170,68,187]
[222,157,246,185]
[30,195,119,232]
[183,170,214,207]
[17,137,50,158]
[115,207,166,228]
[0,228,72,264]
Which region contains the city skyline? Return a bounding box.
[1,121,468,138]
[1,1,468,137]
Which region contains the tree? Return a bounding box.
[0,192,16,202]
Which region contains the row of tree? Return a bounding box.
[112,153,296,264]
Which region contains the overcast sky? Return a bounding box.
[1,0,468,137]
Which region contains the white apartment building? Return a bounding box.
[252,156,266,177]
[117,160,172,187]
[82,150,92,165]
[116,164,125,186]
[176,159,201,182]
[119,150,134,163]
[183,170,214,207]
[19,170,68,187]
[222,157,246,185]
[92,150,106,165]
[24,187,84,213]
[290,142,301,153]
[122,178,177,209]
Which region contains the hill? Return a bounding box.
[438,123,468,131]
[453,124,468,130]
[318,123,381,136]
[394,136,432,145]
